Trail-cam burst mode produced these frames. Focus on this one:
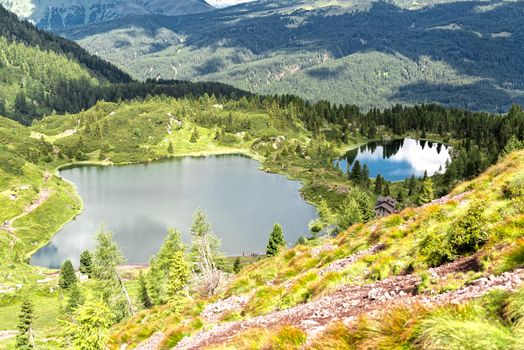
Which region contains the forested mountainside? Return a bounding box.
[0,5,249,124]
[0,0,213,30]
[0,5,131,83]
[61,0,524,112]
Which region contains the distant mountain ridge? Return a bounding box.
[57,0,524,112]
[0,0,213,29]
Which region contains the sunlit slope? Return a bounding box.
[108,150,524,348]
[0,117,82,264]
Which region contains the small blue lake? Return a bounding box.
[335,138,451,181]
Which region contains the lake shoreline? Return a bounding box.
[31,153,318,268]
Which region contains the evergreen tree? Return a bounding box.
[374,174,383,194]
[499,135,524,159]
[65,283,85,315]
[167,142,174,154]
[349,160,362,184]
[79,250,92,278]
[233,257,242,274]
[167,251,191,298]
[356,192,375,222]
[338,197,362,229]
[138,271,152,309]
[397,188,404,203]
[189,128,199,143]
[148,228,186,305]
[14,92,28,116]
[16,298,34,350]
[92,227,133,320]
[59,260,77,289]
[408,174,417,196]
[423,170,428,180]
[361,164,370,188]
[383,182,391,196]
[309,199,336,237]
[417,178,435,205]
[266,224,286,257]
[0,99,6,116]
[64,299,113,350]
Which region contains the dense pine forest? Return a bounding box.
[0,5,249,124]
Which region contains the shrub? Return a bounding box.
[449,206,488,255]
[421,230,453,267]
[421,205,488,266]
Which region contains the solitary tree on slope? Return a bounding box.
[16,298,35,349]
[59,260,77,289]
[266,224,286,257]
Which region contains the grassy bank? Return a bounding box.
[0,97,466,347]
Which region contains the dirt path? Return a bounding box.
[0,330,17,342]
[1,189,52,230]
[173,257,524,350]
[0,188,52,247]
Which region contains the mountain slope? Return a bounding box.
[0,4,131,83]
[109,149,524,348]
[62,0,524,112]
[0,5,249,123]
[0,0,213,30]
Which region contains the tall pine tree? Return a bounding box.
[16,298,34,349]
[266,224,286,256]
[374,174,383,194]
[167,252,191,298]
[361,164,371,188]
[233,257,242,274]
[65,283,85,315]
[92,227,133,320]
[417,178,435,205]
[349,160,362,184]
[408,174,417,196]
[79,250,92,278]
[59,260,77,289]
[138,271,152,309]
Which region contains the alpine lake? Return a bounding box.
[32,138,451,268]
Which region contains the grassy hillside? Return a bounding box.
[105,149,524,349]
[0,91,522,348]
[64,0,524,112]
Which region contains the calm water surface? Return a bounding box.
[31,155,317,268]
[335,138,451,181]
